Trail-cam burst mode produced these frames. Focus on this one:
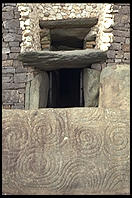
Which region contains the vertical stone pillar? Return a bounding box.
[25,71,49,109]
[83,68,100,107]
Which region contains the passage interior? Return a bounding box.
[48,69,82,108]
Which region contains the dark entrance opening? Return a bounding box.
[47,69,83,108]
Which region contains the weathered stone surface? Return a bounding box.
[18,49,107,71]
[99,64,130,110]
[39,17,98,29]
[50,28,91,42]
[2,108,130,195]
[83,68,100,107]
[25,72,49,109]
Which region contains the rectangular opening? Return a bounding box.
[47,69,83,108]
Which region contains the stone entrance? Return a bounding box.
[18,18,107,109]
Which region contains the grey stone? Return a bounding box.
[2,54,8,61]
[40,17,98,29]
[99,64,130,111]
[2,6,14,11]
[50,27,91,43]
[9,53,19,59]
[14,73,27,83]
[2,76,13,83]
[107,50,115,59]
[25,72,49,110]
[3,33,21,42]
[18,49,107,71]
[2,82,25,90]
[2,67,15,74]
[10,47,20,53]
[2,11,14,20]
[2,108,130,195]
[83,68,100,107]
[9,42,20,47]
[2,47,10,54]
[2,90,19,103]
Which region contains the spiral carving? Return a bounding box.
[102,164,130,193]
[2,113,30,152]
[103,123,130,161]
[29,111,66,147]
[72,127,102,158]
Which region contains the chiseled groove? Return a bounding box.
[74,127,102,156]
[51,159,98,192]
[102,165,128,191]
[103,124,129,160]
[2,117,29,151]
[15,149,60,187]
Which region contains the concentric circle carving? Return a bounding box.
[103,123,129,161]
[72,127,102,158]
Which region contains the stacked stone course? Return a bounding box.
[103,3,130,68]
[2,3,28,109]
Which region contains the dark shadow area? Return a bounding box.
[47,69,81,108]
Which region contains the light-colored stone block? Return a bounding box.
[25,72,49,109]
[83,68,100,107]
[99,64,130,110]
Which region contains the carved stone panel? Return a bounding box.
[2,108,130,195]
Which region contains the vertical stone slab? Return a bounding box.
[25,72,49,109]
[99,64,130,110]
[83,68,100,107]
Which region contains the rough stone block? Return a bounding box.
[3,19,20,29]
[25,72,49,109]
[99,64,130,111]
[2,82,26,90]
[83,68,100,107]
[14,73,27,83]
[9,53,19,59]
[9,42,20,47]
[10,47,21,53]
[2,67,15,74]
[2,11,14,20]
[122,44,130,52]
[2,108,130,195]
[2,90,20,103]
[2,60,13,67]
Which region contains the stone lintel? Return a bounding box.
[18,49,107,71]
[39,17,98,29]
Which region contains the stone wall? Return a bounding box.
[102,3,130,68]
[2,3,27,109]
[2,3,130,109]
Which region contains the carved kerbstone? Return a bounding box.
[2,108,130,195]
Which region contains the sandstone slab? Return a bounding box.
[99,64,130,110]
[18,49,107,71]
[2,108,130,195]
